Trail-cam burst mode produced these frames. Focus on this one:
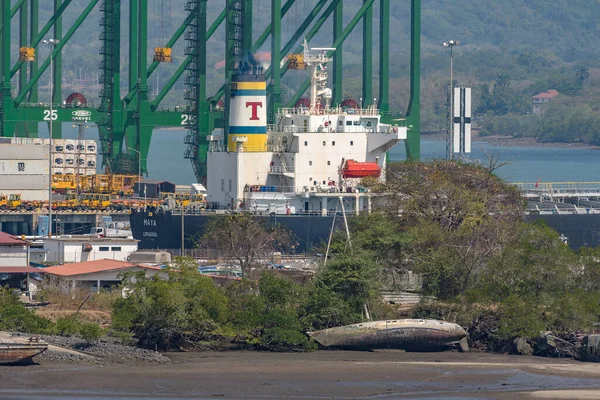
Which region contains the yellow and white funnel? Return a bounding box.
[227,74,267,152]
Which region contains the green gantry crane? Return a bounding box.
[0,0,421,183]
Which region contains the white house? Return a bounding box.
[43,236,138,263]
[0,231,29,267]
[532,89,559,115]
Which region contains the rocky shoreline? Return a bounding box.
[28,334,171,364]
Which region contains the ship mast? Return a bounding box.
[302,40,334,114]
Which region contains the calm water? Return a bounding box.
[37,126,600,184]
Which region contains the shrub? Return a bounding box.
[79,323,103,343]
[55,315,81,337]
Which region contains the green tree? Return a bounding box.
[199,213,294,278]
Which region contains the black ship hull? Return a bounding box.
[130,210,340,252]
[130,210,600,252]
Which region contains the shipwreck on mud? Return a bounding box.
[0,332,48,364]
[309,319,469,352]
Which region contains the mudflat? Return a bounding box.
[2,350,600,399]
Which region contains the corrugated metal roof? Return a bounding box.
[42,259,137,276]
[0,231,29,246]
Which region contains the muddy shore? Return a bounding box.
[2,350,600,399]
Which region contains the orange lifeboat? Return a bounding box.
[342,160,381,179]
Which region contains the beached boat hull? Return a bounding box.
[0,334,48,364]
[309,319,467,351]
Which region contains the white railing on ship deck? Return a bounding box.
[277,105,380,116]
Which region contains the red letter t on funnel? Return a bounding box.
[246,101,263,120]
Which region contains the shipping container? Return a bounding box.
[52,154,64,166]
[85,140,97,154]
[65,140,76,153]
[0,174,48,191]
[85,154,96,168]
[0,159,49,175]
[0,143,49,160]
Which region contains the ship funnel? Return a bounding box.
[228,72,267,152]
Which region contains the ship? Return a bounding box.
[308,319,468,352]
[131,41,405,251]
[0,332,48,364]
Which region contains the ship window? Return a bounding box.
[111,246,122,251]
[327,161,331,166]
[228,179,232,191]
[346,121,352,126]
[350,141,354,146]
[332,141,335,146]
[367,121,372,127]
[304,141,307,146]
[338,120,343,125]
[99,246,109,252]
[353,121,360,125]
[221,179,225,191]
[309,161,312,166]
[322,141,326,146]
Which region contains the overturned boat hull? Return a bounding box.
[0,333,48,364]
[309,319,468,352]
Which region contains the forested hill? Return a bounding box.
[418,0,600,62]
[28,1,600,142]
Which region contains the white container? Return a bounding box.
[0,143,48,160]
[65,140,76,153]
[0,159,49,175]
[63,167,76,176]
[0,174,48,190]
[85,140,97,154]
[85,155,97,168]
[52,154,64,166]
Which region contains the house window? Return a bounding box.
[304,141,308,146]
[322,141,326,146]
[309,161,312,166]
[111,246,122,251]
[332,141,335,146]
[99,246,109,252]
[350,141,354,146]
[327,161,331,166]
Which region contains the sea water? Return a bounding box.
[36,126,600,185]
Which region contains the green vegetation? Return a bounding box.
[3,161,600,351]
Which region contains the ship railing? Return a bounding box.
[269,165,294,174]
[267,124,299,133]
[277,106,380,117]
[514,181,600,198]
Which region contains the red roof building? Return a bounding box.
[532,90,559,115]
[0,231,30,268]
[0,231,29,246]
[41,259,165,293]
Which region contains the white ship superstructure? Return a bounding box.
[207,43,406,215]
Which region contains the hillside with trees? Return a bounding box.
[23,1,600,142]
